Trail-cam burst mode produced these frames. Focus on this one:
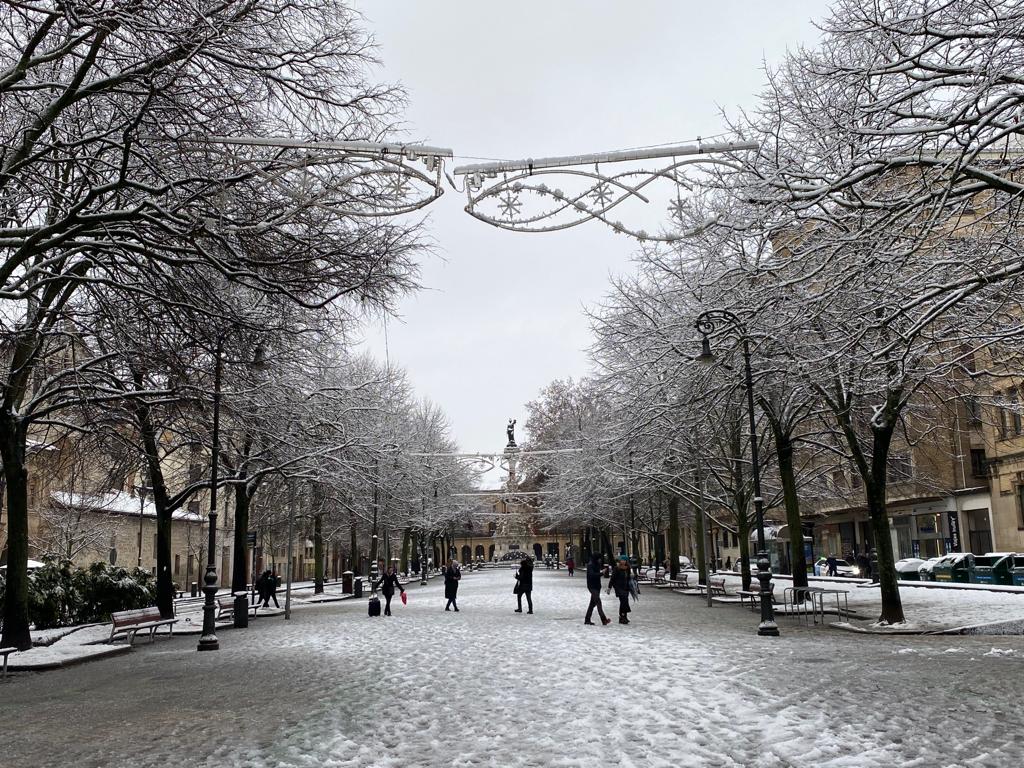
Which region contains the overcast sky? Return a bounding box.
[355,1,832,458]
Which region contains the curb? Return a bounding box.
[7,644,132,672]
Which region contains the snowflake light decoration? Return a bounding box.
[498,190,521,220]
[590,181,614,208]
[668,197,688,226]
[387,171,410,199]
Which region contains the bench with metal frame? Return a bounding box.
[215,595,260,622]
[1,646,19,677]
[737,582,775,611]
[109,607,177,645]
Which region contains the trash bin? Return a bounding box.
[1011,555,1024,587]
[895,558,925,580]
[969,552,1014,586]
[353,577,363,598]
[190,581,198,597]
[933,553,974,583]
[342,570,353,594]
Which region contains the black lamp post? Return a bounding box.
[198,335,225,652]
[695,309,779,637]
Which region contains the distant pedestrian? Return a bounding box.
[584,554,611,626]
[608,557,635,624]
[514,556,534,614]
[724,556,732,571]
[826,553,839,577]
[857,549,871,578]
[443,559,461,612]
[566,556,575,576]
[256,570,271,607]
[261,569,280,608]
[374,560,405,616]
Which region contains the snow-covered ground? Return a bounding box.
[3,568,1023,767]
[710,572,1024,631]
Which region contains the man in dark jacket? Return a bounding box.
[608,558,633,624]
[856,549,871,579]
[443,560,460,612]
[514,556,534,614]
[584,554,611,625]
[826,554,839,577]
[373,560,405,616]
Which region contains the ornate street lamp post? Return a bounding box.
[695,309,779,637]
[198,336,225,652]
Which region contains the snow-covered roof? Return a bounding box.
[50,490,204,522]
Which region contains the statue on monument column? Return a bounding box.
[506,418,517,447]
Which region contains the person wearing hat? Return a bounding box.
[607,557,634,624]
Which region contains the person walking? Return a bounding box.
[514,555,534,613]
[443,559,461,612]
[826,553,839,577]
[256,570,271,608]
[261,569,280,608]
[374,559,405,616]
[584,553,611,626]
[608,557,634,624]
[566,555,575,576]
[857,548,871,579]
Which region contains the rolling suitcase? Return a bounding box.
[368,596,381,617]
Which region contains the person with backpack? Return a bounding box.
[607,557,635,624]
[514,555,534,614]
[443,559,461,612]
[584,553,611,626]
[373,560,405,616]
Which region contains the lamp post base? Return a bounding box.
[756,549,780,637]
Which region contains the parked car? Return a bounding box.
[813,557,860,577]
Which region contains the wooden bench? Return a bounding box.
[666,573,692,589]
[109,607,177,645]
[698,576,729,598]
[1,646,19,678]
[215,595,259,622]
[738,583,775,610]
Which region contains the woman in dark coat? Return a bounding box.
[374,561,405,616]
[514,556,534,614]
[607,558,633,624]
[443,560,461,611]
[584,553,610,625]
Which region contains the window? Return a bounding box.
[188,500,200,515]
[174,554,180,577]
[1012,389,1022,435]
[970,449,988,479]
[152,533,158,558]
[999,401,1009,437]
[887,454,913,481]
[964,395,982,427]
[731,532,739,548]
[1018,485,1024,528]
[722,529,729,547]
[189,462,204,483]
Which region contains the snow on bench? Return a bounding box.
[1,646,19,677]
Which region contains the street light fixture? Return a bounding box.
[695,309,779,637]
[198,335,226,652]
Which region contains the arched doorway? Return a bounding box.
[461,545,471,564]
[475,544,485,559]
[533,543,543,561]
[488,544,495,561]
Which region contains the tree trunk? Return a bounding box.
[349,517,359,578]
[0,415,31,650]
[400,526,411,574]
[313,512,324,594]
[693,498,708,587]
[738,515,751,592]
[134,399,175,619]
[668,495,680,579]
[231,484,250,597]
[774,429,808,589]
[868,435,904,623]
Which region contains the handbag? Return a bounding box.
[400,591,408,606]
